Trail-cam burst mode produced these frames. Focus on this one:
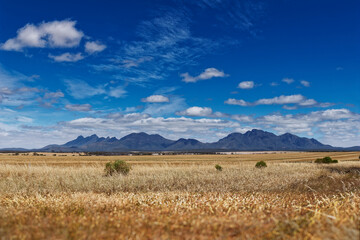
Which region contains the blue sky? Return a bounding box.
[0,0,359,148]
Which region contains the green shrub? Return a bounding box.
[315,156,338,164]
[105,160,131,176]
[215,164,223,171]
[255,161,267,168]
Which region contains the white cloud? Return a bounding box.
[231,115,253,122]
[143,96,186,116]
[177,106,213,117]
[1,20,84,51]
[122,57,153,68]
[0,66,44,107]
[282,105,298,110]
[108,86,127,98]
[282,78,294,84]
[224,98,248,106]
[319,108,355,120]
[298,99,317,106]
[0,64,31,88]
[16,116,33,123]
[64,79,127,99]
[256,109,360,147]
[141,95,169,103]
[225,95,322,108]
[65,104,92,111]
[256,94,305,105]
[238,81,254,89]
[64,80,106,99]
[300,80,310,87]
[181,68,227,83]
[44,91,64,99]
[85,41,106,54]
[49,52,84,62]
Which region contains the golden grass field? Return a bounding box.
[0,151,359,239]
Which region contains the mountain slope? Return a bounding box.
[38,129,356,152]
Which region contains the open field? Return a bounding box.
[0,151,359,166]
[0,152,359,239]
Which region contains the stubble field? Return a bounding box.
[0,151,359,239]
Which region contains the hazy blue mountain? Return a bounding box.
[211,129,333,150]
[118,132,175,150]
[36,129,359,152]
[166,138,208,150]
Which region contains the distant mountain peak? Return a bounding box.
[38,129,358,152]
[244,129,275,136]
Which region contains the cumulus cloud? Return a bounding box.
[225,94,324,108]
[298,99,317,106]
[256,94,307,105]
[1,20,84,51]
[177,106,213,117]
[49,52,84,62]
[282,78,294,84]
[318,108,355,120]
[238,81,254,89]
[141,95,169,103]
[300,80,310,87]
[224,98,248,106]
[181,68,227,83]
[85,41,106,54]
[65,104,92,111]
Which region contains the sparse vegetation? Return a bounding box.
[105,160,131,176]
[215,164,223,171]
[255,160,267,168]
[0,152,359,239]
[315,156,338,164]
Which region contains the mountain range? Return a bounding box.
[35,129,360,152]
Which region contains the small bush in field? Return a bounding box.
[105,160,131,176]
[315,156,338,164]
[255,161,267,168]
[215,164,223,171]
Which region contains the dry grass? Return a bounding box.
[0,152,359,239]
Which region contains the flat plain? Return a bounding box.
[0,151,359,239]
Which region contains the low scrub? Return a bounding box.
[215,164,223,171]
[255,161,267,168]
[315,156,338,164]
[105,160,131,176]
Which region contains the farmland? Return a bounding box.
[0,152,359,239]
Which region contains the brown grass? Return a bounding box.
[0,152,359,239]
